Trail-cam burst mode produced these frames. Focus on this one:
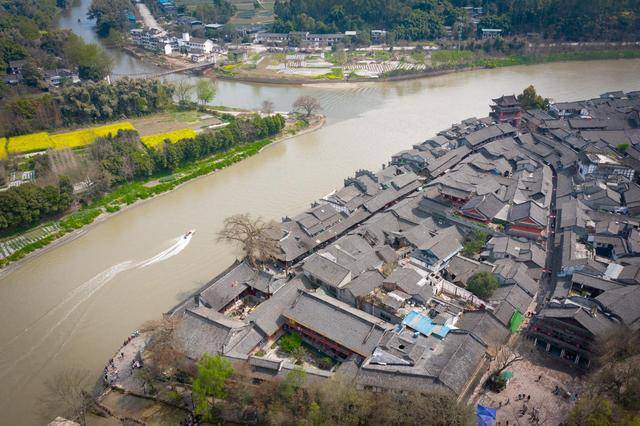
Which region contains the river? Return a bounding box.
[0,2,639,424]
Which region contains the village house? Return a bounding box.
[507,201,549,239]
[527,303,616,369]
[577,152,635,181]
[136,90,640,406]
[490,95,522,127]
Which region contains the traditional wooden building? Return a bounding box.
[490,95,522,127]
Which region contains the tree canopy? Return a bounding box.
[567,327,640,425]
[467,271,499,299]
[517,85,550,110]
[88,0,133,38]
[272,0,640,41]
[192,354,234,422]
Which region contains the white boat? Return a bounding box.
[184,229,195,239]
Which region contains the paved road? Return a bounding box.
[538,166,560,307]
[136,3,166,35]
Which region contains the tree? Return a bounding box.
[293,96,322,117]
[88,0,133,37]
[462,229,488,256]
[21,62,44,88]
[517,85,550,110]
[65,36,113,81]
[40,369,93,425]
[192,354,234,422]
[278,367,306,402]
[467,271,499,299]
[141,316,182,378]
[195,79,216,106]
[217,213,282,266]
[261,100,275,115]
[174,80,194,104]
[279,332,302,354]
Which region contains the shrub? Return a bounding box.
[486,372,507,392]
[292,346,306,365]
[319,356,333,370]
[617,143,630,155]
[279,333,302,354]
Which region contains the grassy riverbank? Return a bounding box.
[0,117,323,268]
[213,46,640,84]
[430,48,640,70]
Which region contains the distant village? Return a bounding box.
[103,88,640,420]
[124,0,506,76]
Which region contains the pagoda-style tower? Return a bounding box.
[490,95,522,127]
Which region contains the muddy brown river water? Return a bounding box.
[0,3,639,423]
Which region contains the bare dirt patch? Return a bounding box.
[473,351,584,425]
[130,111,222,136]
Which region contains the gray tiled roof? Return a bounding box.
[415,226,464,259]
[457,311,509,347]
[461,193,506,221]
[492,259,539,297]
[174,307,253,360]
[538,307,616,336]
[302,253,351,288]
[446,254,493,286]
[199,262,255,311]
[489,284,534,326]
[342,270,385,299]
[358,330,487,395]
[284,290,393,357]
[572,272,622,292]
[248,278,307,337]
[596,285,640,329]
[508,200,548,227]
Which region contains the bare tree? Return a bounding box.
[494,347,523,374]
[174,79,194,103]
[141,316,182,378]
[217,214,282,267]
[261,100,275,115]
[40,369,93,425]
[292,96,322,117]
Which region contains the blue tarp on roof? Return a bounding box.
[402,310,435,336]
[476,405,496,426]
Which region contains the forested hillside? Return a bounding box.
[273,0,640,41]
[0,1,113,106]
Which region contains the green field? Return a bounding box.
[177,0,275,24]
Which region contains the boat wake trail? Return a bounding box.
[0,231,194,373]
[136,232,193,269]
[0,260,134,379]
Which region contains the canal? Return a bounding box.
[0,2,639,424]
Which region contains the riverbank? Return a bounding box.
[209,46,640,86]
[0,115,325,274]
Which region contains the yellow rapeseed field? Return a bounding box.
[0,138,7,160]
[141,128,197,149]
[7,133,54,154]
[7,122,137,154]
[50,122,136,150]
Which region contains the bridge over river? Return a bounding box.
[110,61,217,80]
